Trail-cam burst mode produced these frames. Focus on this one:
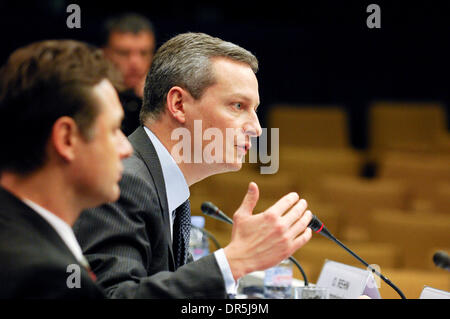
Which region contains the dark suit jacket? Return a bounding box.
[119,89,142,137]
[0,187,104,299]
[73,126,227,298]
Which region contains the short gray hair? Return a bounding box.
[140,32,258,123]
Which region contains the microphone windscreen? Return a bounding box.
[201,201,233,224]
[308,215,323,232]
[433,251,450,269]
[201,201,219,217]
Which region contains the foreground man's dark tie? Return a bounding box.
[173,199,191,268]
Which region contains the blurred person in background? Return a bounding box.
[101,12,156,136]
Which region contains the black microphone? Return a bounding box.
[201,202,233,225]
[201,201,310,286]
[308,214,407,299]
[433,251,450,271]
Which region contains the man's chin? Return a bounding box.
[125,78,142,90]
[102,186,121,204]
[223,160,243,172]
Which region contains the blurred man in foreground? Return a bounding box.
[0,40,133,298]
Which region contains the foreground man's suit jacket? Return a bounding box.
[0,187,104,299]
[73,126,227,298]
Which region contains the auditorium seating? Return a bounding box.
[292,238,401,283]
[378,268,450,299]
[368,101,449,155]
[431,183,450,214]
[277,146,364,194]
[368,209,450,269]
[268,105,350,149]
[377,151,450,211]
[319,175,409,241]
[190,100,449,298]
[268,105,366,200]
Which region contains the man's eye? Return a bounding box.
[234,103,242,109]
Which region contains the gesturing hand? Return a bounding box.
[224,182,312,280]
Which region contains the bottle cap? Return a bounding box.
[191,216,205,228]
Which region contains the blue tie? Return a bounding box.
[173,199,191,268]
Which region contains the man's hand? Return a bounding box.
[224,182,313,281]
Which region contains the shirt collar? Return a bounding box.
[144,126,190,213]
[22,198,85,265]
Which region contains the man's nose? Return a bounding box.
[128,52,143,67]
[119,131,133,159]
[244,112,262,137]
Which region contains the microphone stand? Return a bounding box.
[190,224,222,249]
[287,256,309,286]
[201,201,407,298]
[309,215,407,299]
[201,202,310,286]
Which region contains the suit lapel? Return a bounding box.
[128,126,176,270]
[0,187,83,266]
[0,187,100,291]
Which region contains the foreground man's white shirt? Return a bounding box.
[23,198,89,269]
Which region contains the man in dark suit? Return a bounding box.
[74,32,313,298]
[0,40,133,298]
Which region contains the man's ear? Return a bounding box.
[166,86,192,124]
[50,116,81,162]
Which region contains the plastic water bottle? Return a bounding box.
[189,216,209,261]
[263,259,293,299]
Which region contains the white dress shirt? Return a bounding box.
[22,198,89,269]
[144,126,237,295]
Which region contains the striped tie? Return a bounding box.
[173,199,191,268]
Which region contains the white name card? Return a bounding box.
[316,260,381,299]
[419,286,450,299]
